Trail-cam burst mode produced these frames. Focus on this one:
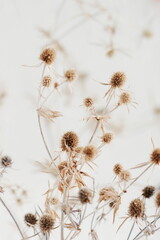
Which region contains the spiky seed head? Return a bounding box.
[83,145,97,161]
[119,170,131,182]
[142,186,155,198]
[61,131,79,152]
[40,48,56,65]
[24,213,37,227]
[79,188,93,204]
[128,199,145,218]
[83,98,94,108]
[119,92,131,105]
[39,215,55,233]
[150,148,160,165]
[101,133,113,144]
[65,69,77,82]
[42,76,52,87]
[110,72,126,88]
[99,187,118,202]
[1,156,12,167]
[155,192,160,208]
[113,163,123,175]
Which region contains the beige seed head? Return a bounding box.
[128,199,144,218]
[99,187,118,202]
[155,192,160,208]
[142,186,155,199]
[24,213,37,227]
[61,131,79,152]
[110,72,126,88]
[79,188,93,204]
[83,145,97,161]
[65,69,77,82]
[40,48,56,65]
[113,163,123,175]
[101,133,113,144]
[150,148,160,165]
[39,215,55,233]
[42,76,52,87]
[83,97,94,108]
[119,170,131,182]
[119,92,131,105]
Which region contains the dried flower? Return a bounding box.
[142,186,155,198]
[101,133,113,144]
[83,145,97,161]
[39,215,55,233]
[150,148,160,165]
[84,97,94,108]
[61,131,79,152]
[37,108,62,122]
[113,164,123,175]
[99,187,118,202]
[50,197,59,205]
[54,82,59,89]
[65,69,77,82]
[1,156,12,167]
[40,48,56,65]
[128,199,144,218]
[119,170,131,182]
[119,92,131,105]
[110,72,126,88]
[42,75,52,87]
[155,192,160,208]
[79,188,93,204]
[24,213,37,226]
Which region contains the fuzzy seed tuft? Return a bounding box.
[40,48,56,65]
[61,131,79,152]
[79,188,93,204]
[110,72,126,88]
[128,199,144,218]
[24,213,37,227]
[39,215,55,233]
[151,148,160,165]
[142,186,155,199]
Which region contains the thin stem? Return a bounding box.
[127,221,135,240]
[90,203,100,230]
[88,121,100,144]
[0,196,24,239]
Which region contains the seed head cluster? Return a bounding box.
[150,148,160,165]
[119,170,131,182]
[119,92,131,105]
[101,133,113,144]
[84,97,94,108]
[79,188,93,204]
[128,199,144,218]
[83,145,97,161]
[1,155,12,167]
[39,215,55,233]
[113,163,123,175]
[24,213,37,226]
[40,48,56,65]
[110,72,126,88]
[142,186,155,198]
[61,131,79,152]
[65,69,77,82]
[42,75,52,87]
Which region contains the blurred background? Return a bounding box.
[0,0,160,239]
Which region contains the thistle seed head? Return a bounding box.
[24,213,37,227]
[113,163,123,175]
[119,170,131,182]
[61,131,79,152]
[119,92,131,105]
[151,148,160,165]
[1,156,12,167]
[83,145,97,161]
[155,192,160,208]
[142,186,155,199]
[39,215,55,233]
[40,48,56,65]
[83,97,94,108]
[42,75,52,87]
[99,187,118,202]
[110,72,126,88]
[79,188,93,204]
[128,199,145,218]
[65,69,77,82]
[101,133,113,144]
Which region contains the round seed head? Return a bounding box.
[142,186,155,199]
[83,98,94,108]
[75,146,83,154]
[150,148,160,165]
[101,133,113,144]
[1,156,12,167]
[83,145,97,161]
[61,131,79,152]
[155,192,160,208]
[119,92,131,105]
[39,215,55,233]
[113,163,123,175]
[79,188,93,204]
[128,199,145,218]
[119,170,131,182]
[110,72,126,88]
[40,48,56,65]
[24,213,37,227]
[65,69,77,82]
[54,82,59,88]
[99,187,118,202]
[42,76,52,87]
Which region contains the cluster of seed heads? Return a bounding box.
[42,75,52,87]
[83,145,97,161]
[65,69,77,82]
[79,188,93,204]
[1,155,12,168]
[150,148,160,165]
[110,72,126,88]
[142,186,155,199]
[40,48,56,65]
[128,198,144,218]
[61,131,79,152]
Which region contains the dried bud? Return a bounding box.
[151,149,160,165]
[119,170,131,182]
[101,133,113,144]
[128,199,144,218]
[119,92,131,105]
[24,213,37,227]
[110,72,126,88]
[39,215,55,233]
[155,192,160,208]
[42,75,52,87]
[54,82,59,89]
[83,98,94,108]
[1,156,12,167]
[99,187,118,202]
[65,69,77,82]
[83,145,97,161]
[142,186,155,199]
[113,163,123,175]
[50,197,59,205]
[61,131,79,152]
[79,188,93,204]
[40,48,56,65]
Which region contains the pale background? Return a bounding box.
[0,0,160,239]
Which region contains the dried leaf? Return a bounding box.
[37,108,63,122]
